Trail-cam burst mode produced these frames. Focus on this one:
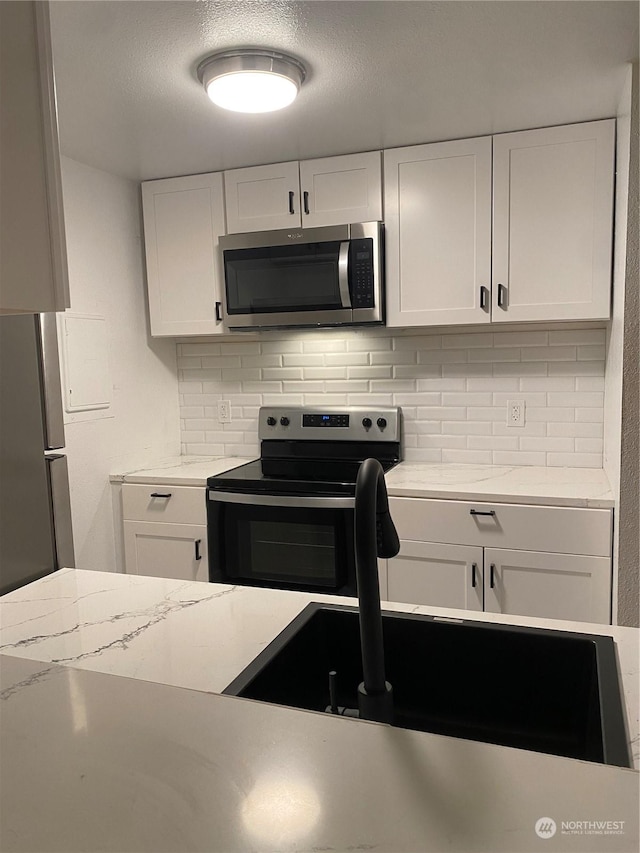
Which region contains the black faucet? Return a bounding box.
[354,458,400,724]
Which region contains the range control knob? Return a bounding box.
[362,417,372,429]
[266,416,277,426]
[280,416,290,426]
[377,417,387,430]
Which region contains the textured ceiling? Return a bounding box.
[49,1,639,181]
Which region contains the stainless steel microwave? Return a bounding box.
[219,221,384,330]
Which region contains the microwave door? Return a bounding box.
[223,241,352,329]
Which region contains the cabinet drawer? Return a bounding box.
[122,484,206,525]
[389,498,612,557]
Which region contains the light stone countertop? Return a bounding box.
[1,569,637,770]
[110,456,614,507]
[1,569,638,852]
[2,651,638,853]
[109,455,253,486]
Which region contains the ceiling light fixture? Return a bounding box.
[197,49,307,114]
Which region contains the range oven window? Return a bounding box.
[224,242,342,315]
[212,501,353,592]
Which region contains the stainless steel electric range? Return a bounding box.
[206,406,401,596]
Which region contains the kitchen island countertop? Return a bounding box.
[1,569,637,852]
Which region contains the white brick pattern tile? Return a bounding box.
[178,327,606,467]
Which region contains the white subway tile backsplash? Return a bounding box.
[442,449,493,464]
[547,452,603,467]
[178,327,606,467]
[522,346,576,361]
[492,450,546,466]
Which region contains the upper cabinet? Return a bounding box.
[384,137,493,327]
[384,120,615,328]
[491,121,614,323]
[141,173,226,337]
[0,1,70,315]
[224,151,382,233]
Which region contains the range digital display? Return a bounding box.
[302,413,350,428]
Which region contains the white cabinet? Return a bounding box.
[492,121,614,322]
[484,549,611,624]
[0,1,70,315]
[386,497,612,624]
[386,541,484,611]
[141,173,226,337]
[122,484,209,582]
[123,521,208,582]
[384,120,614,328]
[224,151,382,233]
[384,137,492,327]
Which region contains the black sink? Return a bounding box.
[223,603,630,766]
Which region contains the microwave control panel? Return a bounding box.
[350,239,375,308]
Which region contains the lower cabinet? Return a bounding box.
[123,521,208,583]
[385,497,613,625]
[121,483,209,583]
[386,541,483,612]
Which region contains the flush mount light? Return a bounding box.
[197,49,307,114]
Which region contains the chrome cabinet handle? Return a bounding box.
[215,301,222,322]
[497,283,508,309]
[480,285,489,311]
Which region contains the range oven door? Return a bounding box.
[207,491,356,595]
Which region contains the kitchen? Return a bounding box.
[0,1,639,851]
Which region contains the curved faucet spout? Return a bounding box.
[354,458,399,723]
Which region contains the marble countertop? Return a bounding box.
[110,455,253,486]
[1,569,639,852]
[1,569,638,852]
[1,569,637,767]
[110,456,614,507]
[2,651,638,853]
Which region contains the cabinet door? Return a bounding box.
[123,521,208,583]
[386,540,483,611]
[384,137,492,327]
[0,1,69,314]
[492,120,614,322]
[484,548,611,625]
[224,161,300,233]
[141,173,226,337]
[299,151,382,228]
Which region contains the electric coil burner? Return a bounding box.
[206,406,401,595]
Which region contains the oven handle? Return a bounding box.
[338,240,352,309]
[208,491,355,509]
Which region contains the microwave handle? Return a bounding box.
[338,241,352,308]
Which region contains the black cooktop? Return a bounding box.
[207,457,399,497]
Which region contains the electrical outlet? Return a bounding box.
[507,399,526,427]
[217,400,231,423]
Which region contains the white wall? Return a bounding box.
[177,326,606,467]
[60,157,180,572]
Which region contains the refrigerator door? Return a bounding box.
[0,313,74,595]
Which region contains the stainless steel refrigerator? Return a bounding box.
[0,313,75,595]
